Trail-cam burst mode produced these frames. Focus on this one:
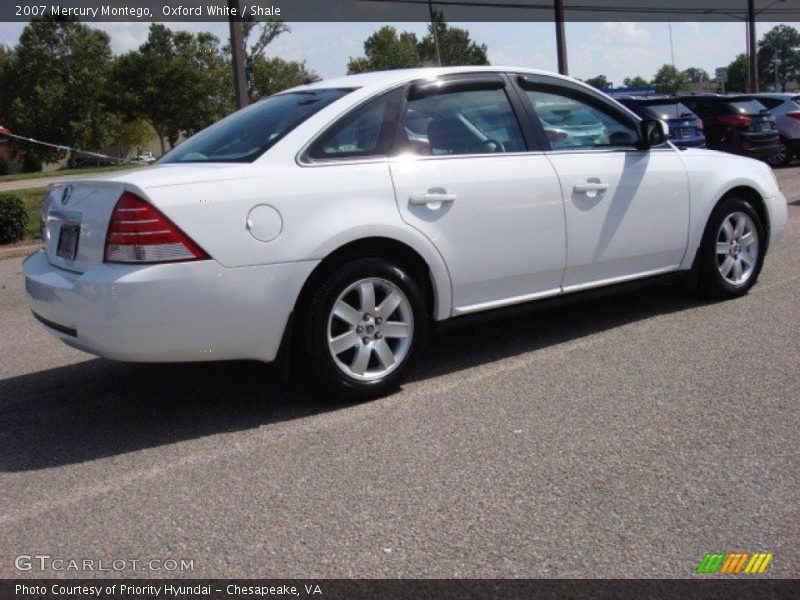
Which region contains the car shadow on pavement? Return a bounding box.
[0,282,706,472]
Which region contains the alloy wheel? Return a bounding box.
[716,211,759,286]
[326,278,414,381]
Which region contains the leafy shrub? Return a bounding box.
[0,193,28,244]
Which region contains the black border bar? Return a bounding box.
[2,0,800,22]
[2,580,800,600]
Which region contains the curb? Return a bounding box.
[0,243,40,261]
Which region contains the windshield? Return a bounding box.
[640,101,695,120]
[160,88,353,163]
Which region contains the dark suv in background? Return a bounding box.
[617,96,706,147]
[676,94,781,161]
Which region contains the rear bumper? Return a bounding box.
[23,251,318,363]
[671,137,706,148]
[736,143,784,159]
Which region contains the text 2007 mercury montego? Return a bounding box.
[24,67,788,398]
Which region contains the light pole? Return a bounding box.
[554,0,568,75]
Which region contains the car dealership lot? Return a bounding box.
[1,167,798,579]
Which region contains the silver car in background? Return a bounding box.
[747,93,800,167]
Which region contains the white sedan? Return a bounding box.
[24,67,787,398]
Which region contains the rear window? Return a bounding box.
[726,99,768,115]
[639,101,696,120]
[160,88,353,163]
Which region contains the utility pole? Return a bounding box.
[747,0,758,92]
[554,0,568,75]
[229,0,248,109]
[773,53,781,92]
[668,18,675,67]
[428,0,442,66]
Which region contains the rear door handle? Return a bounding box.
[409,191,457,208]
[573,182,609,194]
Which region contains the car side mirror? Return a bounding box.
[638,119,669,150]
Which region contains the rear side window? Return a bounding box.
[398,88,527,156]
[307,88,403,160]
[160,88,352,164]
[526,90,639,150]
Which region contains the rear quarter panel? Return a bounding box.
[138,162,454,321]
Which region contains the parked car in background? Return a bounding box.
[677,94,782,162]
[68,155,116,169]
[616,96,706,147]
[24,67,787,399]
[136,152,157,164]
[533,101,610,148]
[743,93,800,167]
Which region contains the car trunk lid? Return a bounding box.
[41,181,126,274]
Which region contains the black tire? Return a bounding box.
[301,257,429,400]
[697,196,765,299]
[765,137,793,168]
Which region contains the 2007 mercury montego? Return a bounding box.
[24,67,788,398]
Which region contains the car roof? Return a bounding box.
[284,66,581,94]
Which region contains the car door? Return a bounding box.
[389,74,567,315]
[516,75,690,291]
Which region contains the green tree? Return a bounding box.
[757,24,800,91]
[251,56,318,99]
[418,11,489,66]
[109,118,157,158]
[111,24,232,154]
[585,75,611,89]
[0,45,13,119]
[6,17,113,165]
[347,17,488,73]
[239,20,291,99]
[683,67,710,83]
[347,26,421,73]
[651,64,688,94]
[724,54,748,93]
[623,76,649,87]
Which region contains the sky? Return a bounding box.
[0,20,788,86]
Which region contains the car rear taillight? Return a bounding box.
[717,115,752,128]
[785,111,800,121]
[104,192,208,263]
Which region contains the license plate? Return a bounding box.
[760,122,771,131]
[56,223,80,261]
[678,128,693,138]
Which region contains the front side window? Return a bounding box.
[307,88,403,159]
[398,87,527,156]
[526,90,639,150]
[160,88,353,163]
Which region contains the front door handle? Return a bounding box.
[409,190,457,209]
[573,182,609,194]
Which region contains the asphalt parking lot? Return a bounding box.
[1,167,798,579]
